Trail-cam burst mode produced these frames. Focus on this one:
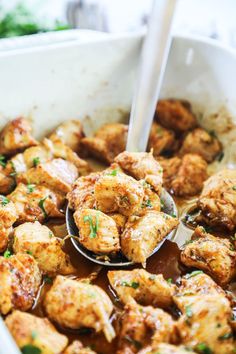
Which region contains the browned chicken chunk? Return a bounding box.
[138,344,197,354]
[49,119,85,152]
[0,253,42,314]
[13,221,75,275]
[0,196,17,251]
[181,226,236,286]
[117,300,175,354]
[115,151,163,195]
[94,171,144,216]
[5,310,68,354]
[173,272,234,354]
[159,154,208,197]
[19,158,78,194]
[156,99,197,133]
[179,128,222,163]
[121,211,179,265]
[108,269,175,308]
[74,208,120,255]
[8,183,64,223]
[197,169,236,230]
[81,123,128,163]
[67,172,101,210]
[108,212,127,234]
[0,117,37,156]
[63,341,97,354]
[44,276,115,342]
[148,122,178,156]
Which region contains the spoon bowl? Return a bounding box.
[66,188,178,267]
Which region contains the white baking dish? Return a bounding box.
[0,31,236,354]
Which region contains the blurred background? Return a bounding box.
[0,0,236,47]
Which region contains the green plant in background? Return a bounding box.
[0,3,70,38]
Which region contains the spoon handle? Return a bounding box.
[126,0,177,152]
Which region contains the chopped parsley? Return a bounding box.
[120,281,139,289]
[183,239,194,246]
[141,199,152,208]
[9,161,17,178]
[185,305,193,318]
[124,335,142,350]
[218,332,233,340]
[185,270,203,279]
[38,196,48,218]
[167,278,172,284]
[171,212,177,218]
[233,186,236,191]
[160,198,164,209]
[31,331,37,340]
[107,169,118,176]
[33,157,40,167]
[44,275,53,284]
[83,214,99,238]
[3,249,12,258]
[0,195,10,206]
[0,155,6,168]
[49,231,53,238]
[27,184,35,193]
[21,344,42,354]
[26,250,33,255]
[195,343,213,354]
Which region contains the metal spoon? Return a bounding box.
[66,0,178,266]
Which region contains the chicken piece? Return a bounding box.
[44,138,91,176]
[81,123,128,164]
[173,272,234,354]
[0,228,12,253]
[197,169,236,231]
[108,213,127,234]
[0,253,42,314]
[115,151,163,195]
[19,158,78,194]
[148,122,178,156]
[23,143,53,168]
[179,128,222,163]
[74,208,120,255]
[138,344,197,354]
[121,211,179,265]
[94,171,144,216]
[8,183,64,223]
[159,154,208,197]
[156,99,197,133]
[5,310,68,354]
[44,275,115,342]
[0,196,17,251]
[0,167,15,194]
[0,117,37,156]
[13,221,75,275]
[108,269,175,308]
[117,300,175,354]
[67,172,101,210]
[0,196,18,227]
[141,185,161,212]
[181,226,236,286]
[49,120,84,152]
[63,341,96,354]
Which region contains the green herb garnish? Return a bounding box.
[185,305,193,318]
[33,157,40,167]
[27,184,35,193]
[3,249,12,258]
[0,155,6,168]
[38,196,47,218]
[141,199,152,208]
[0,195,10,206]
[49,231,53,239]
[44,275,53,284]
[21,344,42,354]
[26,250,33,255]
[218,332,233,340]
[107,169,118,176]
[31,331,37,340]
[233,186,236,191]
[185,270,203,279]
[195,343,213,354]
[167,278,172,284]
[124,335,142,350]
[83,214,99,238]
[120,281,139,289]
